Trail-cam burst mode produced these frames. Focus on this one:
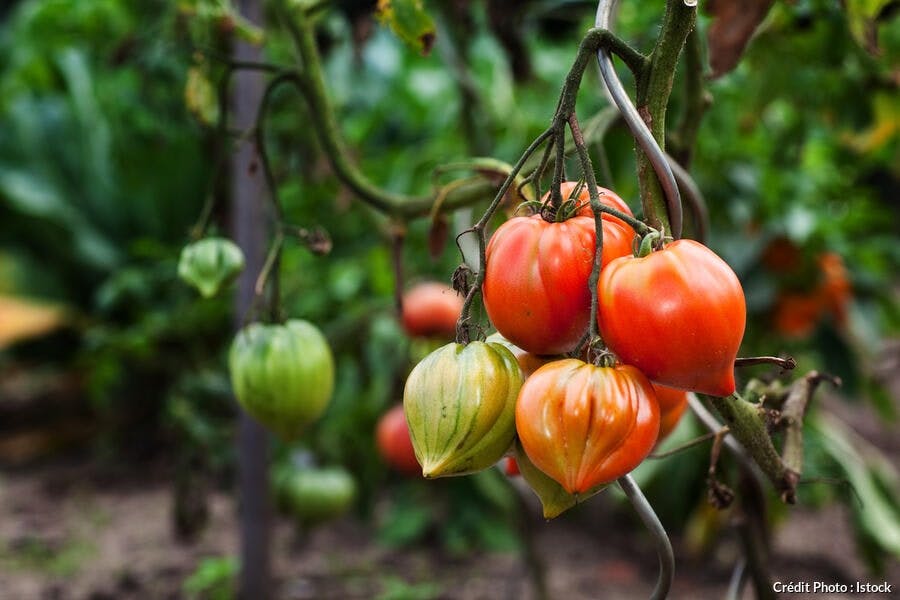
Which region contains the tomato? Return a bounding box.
[817,252,851,325]
[773,293,822,338]
[483,211,634,355]
[401,282,464,339]
[376,404,420,475]
[229,320,334,440]
[769,251,851,338]
[515,359,659,494]
[403,341,522,477]
[513,441,605,519]
[653,383,689,442]
[485,332,557,377]
[504,456,520,476]
[277,466,356,526]
[598,239,746,397]
[542,181,634,231]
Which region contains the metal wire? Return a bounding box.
[595,0,683,238]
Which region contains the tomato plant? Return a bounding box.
[400,281,464,339]
[515,359,660,494]
[229,320,334,440]
[403,341,522,477]
[545,181,634,231]
[598,239,746,397]
[483,207,633,355]
[376,404,421,476]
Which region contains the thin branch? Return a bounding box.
[780,371,841,490]
[735,356,797,370]
[649,429,723,459]
[617,475,674,600]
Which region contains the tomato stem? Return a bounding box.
[617,475,674,600]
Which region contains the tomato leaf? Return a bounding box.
[845,0,893,55]
[185,65,219,126]
[706,0,776,78]
[376,0,436,55]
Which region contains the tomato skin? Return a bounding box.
[504,457,520,476]
[403,341,523,477]
[376,405,421,475]
[483,214,633,355]
[229,320,334,440]
[543,181,634,230]
[485,332,557,378]
[515,359,659,494]
[598,239,746,397]
[401,282,463,339]
[277,466,356,526]
[653,384,689,442]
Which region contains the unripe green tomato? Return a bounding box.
[403,341,522,478]
[229,320,334,441]
[178,237,245,298]
[279,467,356,526]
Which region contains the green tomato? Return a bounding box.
[279,467,356,526]
[178,237,245,298]
[229,320,334,440]
[403,341,522,478]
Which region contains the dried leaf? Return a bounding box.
[0,295,67,349]
[706,0,776,78]
[428,214,449,260]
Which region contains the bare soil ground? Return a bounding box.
[2,343,899,599]
[0,445,897,600]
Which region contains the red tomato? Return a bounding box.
[653,384,689,442]
[375,405,421,475]
[772,293,823,338]
[598,239,746,397]
[817,252,851,325]
[542,181,634,231]
[401,282,463,339]
[483,214,633,355]
[504,457,521,476]
[515,359,660,494]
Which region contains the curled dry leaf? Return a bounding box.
[706,0,776,78]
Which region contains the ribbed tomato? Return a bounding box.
[376,404,420,475]
[653,383,689,442]
[598,239,746,397]
[515,359,659,494]
[543,181,634,231]
[485,332,557,378]
[401,282,463,339]
[483,212,634,355]
[229,320,334,440]
[403,341,522,477]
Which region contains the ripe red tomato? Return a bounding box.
[483,213,633,355]
[772,293,823,338]
[401,282,464,339]
[653,383,689,442]
[598,239,746,397]
[541,181,634,230]
[515,359,659,494]
[376,404,420,476]
[504,456,520,476]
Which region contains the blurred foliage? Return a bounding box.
[0,0,897,569]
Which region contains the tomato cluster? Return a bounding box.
[402,181,748,514]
